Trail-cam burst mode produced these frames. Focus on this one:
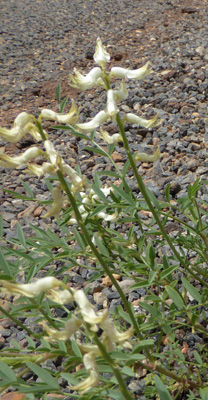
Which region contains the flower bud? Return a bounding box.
[93,37,110,67]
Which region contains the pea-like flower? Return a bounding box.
[46,288,75,305]
[27,162,55,177]
[42,316,82,342]
[114,80,128,102]
[0,147,45,169]
[69,67,104,90]
[44,140,60,167]
[125,113,160,129]
[100,128,123,144]
[101,317,134,348]
[106,89,118,118]
[42,185,63,219]
[74,289,108,329]
[68,353,100,394]
[0,112,42,143]
[40,100,79,125]
[62,163,85,193]
[0,277,62,298]
[76,110,107,133]
[93,37,110,67]
[134,146,160,162]
[110,62,152,80]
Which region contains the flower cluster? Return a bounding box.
[0,37,160,221]
[0,277,133,394]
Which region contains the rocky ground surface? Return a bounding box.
[0,0,208,398]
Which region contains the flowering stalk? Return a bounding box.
[56,169,146,344]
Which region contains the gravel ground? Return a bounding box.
[0,0,208,398]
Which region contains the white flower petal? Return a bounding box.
[76,110,107,133]
[93,37,110,67]
[0,277,61,298]
[126,113,160,129]
[0,147,44,169]
[69,67,103,90]
[111,62,152,80]
[106,90,118,118]
[42,185,63,219]
[134,146,160,162]
[74,289,108,325]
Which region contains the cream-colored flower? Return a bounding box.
[93,37,110,67]
[68,353,100,394]
[100,127,123,144]
[77,341,101,356]
[46,288,75,305]
[106,89,118,118]
[44,140,60,167]
[74,289,108,328]
[41,100,79,125]
[69,67,103,90]
[97,210,118,222]
[27,162,55,177]
[114,80,128,102]
[101,317,134,347]
[125,113,160,129]
[42,316,82,342]
[110,62,152,80]
[0,147,45,169]
[0,112,42,143]
[0,277,62,298]
[76,110,107,133]
[42,185,63,219]
[134,146,160,162]
[61,163,85,193]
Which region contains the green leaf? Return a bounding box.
[133,339,155,353]
[26,362,59,390]
[53,125,90,141]
[60,96,68,113]
[0,215,3,238]
[160,264,179,280]
[17,223,27,248]
[74,228,87,251]
[56,82,61,104]
[139,302,160,318]
[112,184,134,206]
[0,360,17,385]
[121,366,134,377]
[94,235,109,257]
[181,277,202,303]
[154,375,172,400]
[165,285,185,310]
[20,180,35,198]
[109,143,116,156]
[0,250,12,276]
[193,350,203,365]
[71,340,82,358]
[84,146,108,157]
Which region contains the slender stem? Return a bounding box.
[116,113,208,288]
[56,170,149,346]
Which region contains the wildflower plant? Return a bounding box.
[0,37,208,400]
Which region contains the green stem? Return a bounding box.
[116,113,208,288]
[92,332,134,400]
[56,170,150,350]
